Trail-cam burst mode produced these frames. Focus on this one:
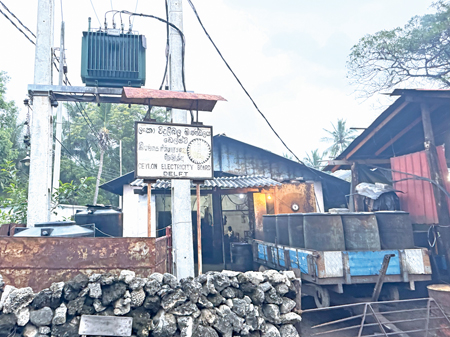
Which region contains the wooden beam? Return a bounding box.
[326,159,390,166]
[374,117,421,156]
[331,101,409,172]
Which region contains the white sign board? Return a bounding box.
[135,122,213,180]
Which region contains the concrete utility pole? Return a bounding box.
[168,0,195,278]
[52,21,65,199]
[27,0,54,226]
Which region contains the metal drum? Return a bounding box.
[230,242,253,272]
[341,213,381,251]
[276,215,290,245]
[263,215,277,243]
[375,211,414,249]
[288,214,305,248]
[303,213,345,251]
[427,284,450,316]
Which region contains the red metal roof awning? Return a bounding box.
[121,87,226,111]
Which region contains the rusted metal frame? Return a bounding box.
[431,298,450,325]
[358,304,369,337]
[371,253,395,301]
[425,298,432,337]
[303,297,431,313]
[342,252,351,284]
[165,227,173,274]
[421,102,450,275]
[331,100,409,172]
[367,304,389,337]
[311,312,365,329]
[196,183,202,275]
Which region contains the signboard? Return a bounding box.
[79,315,132,336]
[135,121,213,180]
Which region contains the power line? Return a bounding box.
[185,0,305,165]
[0,7,35,45]
[89,0,102,27]
[0,1,36,38]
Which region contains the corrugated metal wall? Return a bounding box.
[391,146,450,224]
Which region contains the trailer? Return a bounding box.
[252,239,432,308]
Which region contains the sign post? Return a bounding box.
[136,121,213,273]
[135,122,213,180]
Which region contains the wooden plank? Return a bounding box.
[331,101,409,172]
[374,117,421,156]
[79,315,132,336]
[326,159,390,166]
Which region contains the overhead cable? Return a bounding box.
[185,0,304,165]
[0,1,36,37]
[0,7,35,45]
[89,0,102,27]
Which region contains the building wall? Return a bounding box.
[122,185,156,237]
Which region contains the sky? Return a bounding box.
[0,0,437,163]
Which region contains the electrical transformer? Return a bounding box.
[81,29,146,88]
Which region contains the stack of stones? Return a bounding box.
[0,269,301,337]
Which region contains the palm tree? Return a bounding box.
[93,127,110,205]
[321,119,356,158]
[303,149,326,170]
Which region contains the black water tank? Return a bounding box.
[375,211,414,249]
[75,205,123,237]
[276,214,290,245]
[263,215,277,243]
[341,213,381,251]
[288,214,305,248]
[230,242,253,272]
[303,213,345,251]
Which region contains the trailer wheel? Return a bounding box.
[313,286,330,308]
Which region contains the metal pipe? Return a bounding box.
[196,183,202,275]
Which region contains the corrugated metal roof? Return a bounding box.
[130,175,282,189]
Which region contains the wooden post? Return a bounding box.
[196,183,202,275]
[147,183,152,237]
[421,103,450,273]
[351,163,364,212]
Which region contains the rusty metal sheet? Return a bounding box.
[0,237,168,291]
[121,87,226,111]
[391,146,450,224]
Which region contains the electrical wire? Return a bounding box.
[159,0,169,91]
[89,0,102,27]
[0,7,35,45]
[119,10,187,92]
[132,0,139,25]
[0,1,36,38]
[185,0,303,165]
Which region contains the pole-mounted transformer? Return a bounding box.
[81,20,147,88]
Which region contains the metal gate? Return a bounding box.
[302,298,450,337]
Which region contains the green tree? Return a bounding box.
[60,103,168,205]
[348,1,450,97]
[0,71,24,165]
[303,149,327,170]
[321,119,356,158]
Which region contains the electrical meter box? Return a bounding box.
[81,30,146,88]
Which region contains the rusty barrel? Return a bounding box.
[375,211,414,249]
[341,213,381,251]
[276,214,290,246]
[288,214,305,248]
[428,284,450,316]
[263,215,277,243]
[303,213,345,251]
